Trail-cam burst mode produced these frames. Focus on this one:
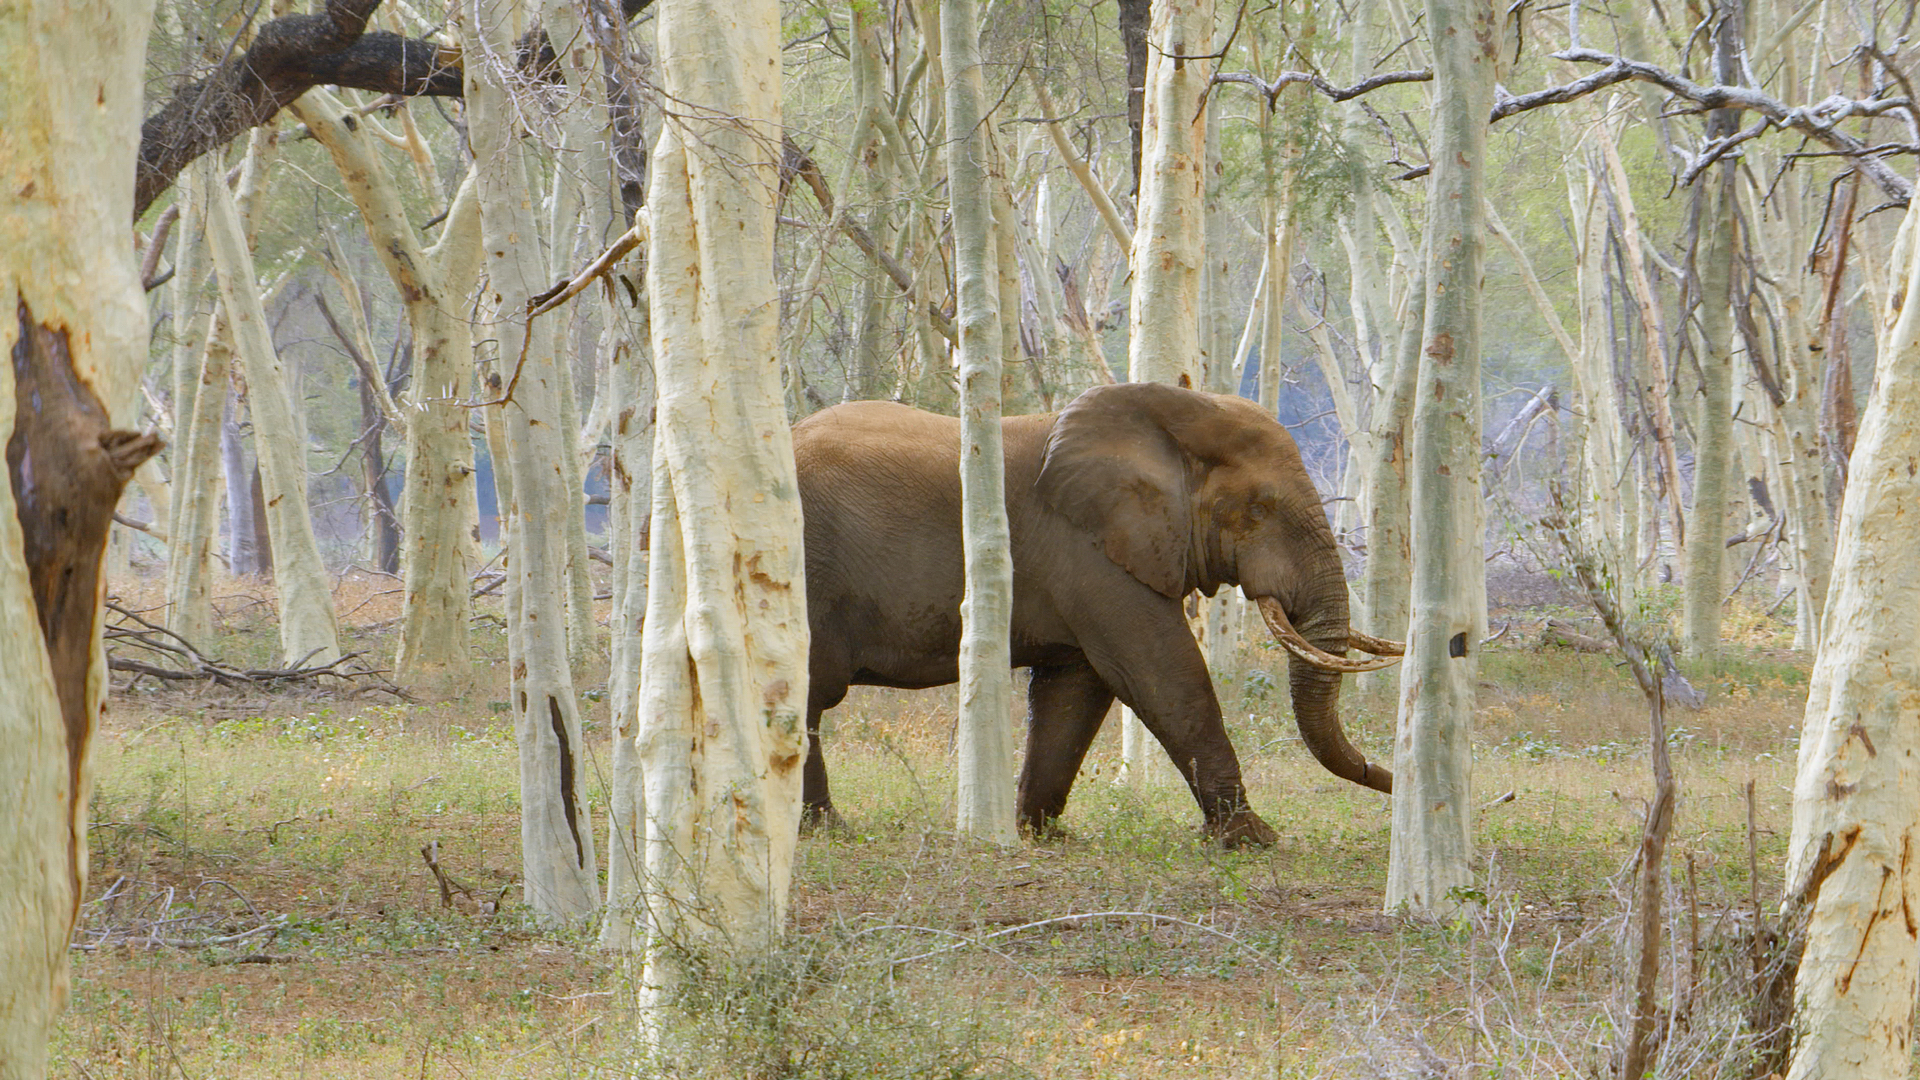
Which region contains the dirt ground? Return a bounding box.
[52,567,1812,1078]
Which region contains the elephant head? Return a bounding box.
[1033,382,1400,795]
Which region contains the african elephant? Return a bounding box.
[794,382,1401,847]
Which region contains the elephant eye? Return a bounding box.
[1247,502,1268,522]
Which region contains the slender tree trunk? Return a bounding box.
[1782,189,1920,1080]
[465,0,599,923]
[594,0,655,952]
[221,384,257,575]
[1119,0,1213,789]
[634,0,809,1038]
[1385,0,1495,916]
[0,1,159,1073]
[163,161,217,649]
[204,171,341,666]
[943,0,1017,846]
[1566,154,1631,595]
[1682,4,1744,660]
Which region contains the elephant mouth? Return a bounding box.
[1255,597,1403,674]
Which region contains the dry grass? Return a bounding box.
[52,571,1816,1078]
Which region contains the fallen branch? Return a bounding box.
[104,600,407,698]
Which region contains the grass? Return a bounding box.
[53,568,1816,1078]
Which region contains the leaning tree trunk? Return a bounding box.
[1781,189,1920,1080]
[1384,0,1495,917]
[163,161,224,652]
[0,1,161,1075]
[1121,0,1213,789]
[633,0,810,1044]
[942,0,1018,846]
[465,0,598,923]
[203,166,341,667]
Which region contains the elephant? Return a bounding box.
[793,381,1402,847]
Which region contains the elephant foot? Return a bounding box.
[1206,809,1278,850]
[1019,814,1073,843]
[800,802,844,836]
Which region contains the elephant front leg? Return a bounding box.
[1016,659,1115,835]
[1078,618,1278,848]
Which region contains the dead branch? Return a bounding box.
[1212,66,1432,110]
[1493,49,1914,205]
[530,217,648,316]
[103,600,408,698]
[420,840,474,908]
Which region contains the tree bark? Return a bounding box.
[634,0,809,1036]
[1119,0,1213,790]
[1782,187,1920,1080]
[163,161,220,650]
[1681,3,1744,660]
[465,0,598,922]
[1384,0,1495,917]
[0,1,160,1072]
[290,89,483,688]
[943,0,1018,846]
[203,168,342,666]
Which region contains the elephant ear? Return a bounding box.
[1035,384,1196,598]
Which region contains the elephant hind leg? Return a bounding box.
[1016,659,1115,834]
[802,677,849,830]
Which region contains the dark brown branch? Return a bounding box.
[136,0,461,218]
[135,0,658,220]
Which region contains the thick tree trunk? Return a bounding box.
[1385,0,1495,917]
[1782,190,1920,1080]
[943,0,1018,846]
[634,0,808,1035]
[204,171,341,666]
[0,1,160,1073]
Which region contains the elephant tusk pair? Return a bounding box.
[1256,598,1403,674]
[1347,629,1406,657]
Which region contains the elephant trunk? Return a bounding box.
[1267,576,1393,795]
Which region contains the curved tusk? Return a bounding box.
[1347,629,1406,657]
[1256,598,1401,674]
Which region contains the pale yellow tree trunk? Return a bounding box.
[943,0,1018,845]
[1782,191,1920,1080]
[1120,0,1213,788]
[290,88,483,691]
[1385,0,1494,916]
[0,0,154,1073]
[204,168,342,668]
[465,0,599,922]
[163,160,225,652]
[634,0,809,1041]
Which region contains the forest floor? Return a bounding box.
[51,566,1813,1078]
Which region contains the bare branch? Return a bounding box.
[1492,49,1914,204]
[1211,67,1433,110]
